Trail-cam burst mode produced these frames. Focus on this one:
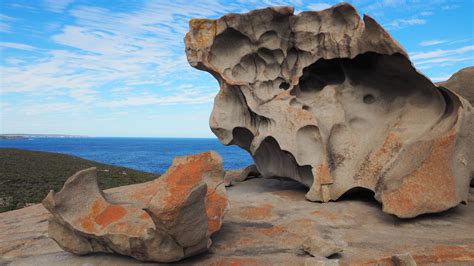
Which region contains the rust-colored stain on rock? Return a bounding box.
[238,204,274,220]
[355,132,401,187]
[206,187,228,235]
[381,130,458,216]
[258,225,286,237]
[187,19,216,48]
[209,258,259,266]
[413,245,474,264]
[312,210,338,221]
[42,151,228,262]
[315,163,332,185]
[95,205,127,227]
[161,153,213,209]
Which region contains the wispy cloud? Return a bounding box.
[365,0,408,12]
[386,18,426,30]
[442,5,459,10]
[307,3,332,11]
[419,38,472,47]
[0,14,14,33]
[411,45,474,60]
[410,45,474,69]
[419,39,447,46]
[98,92,215,108]
[1,1,234,100]
[43,0,74,13]
[19,102,83,116]
[0,42,36,51]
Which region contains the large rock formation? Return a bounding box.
[438,67,474,182]
[42,151,228,262]
[185,3,473,217]
[438,67,474,105]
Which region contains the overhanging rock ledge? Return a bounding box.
[185,3,473,218]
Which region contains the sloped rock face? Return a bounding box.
[42,151,228,262]
[185,3,473,217]
[438,67,474,105]
[438,67,474,182]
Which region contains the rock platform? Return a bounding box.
[2,177,473,265]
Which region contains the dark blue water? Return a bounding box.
[0,138,253,174]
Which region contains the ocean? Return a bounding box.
[0,137,253,174]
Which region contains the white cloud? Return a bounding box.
[410,45,474,69]
[410,45,474,60]
[442,5,459,10]
[43,0,74,12]
[419,39,447,46]
[0,14,14,33]
[418,38,472,47]
[307,3,332,11]
[0,42,36,51]
[364,0,408,12]
[98,92,215,108]
[386,18,426,29]
[19,102,82,115]
[419,11,433,16]
[0,0,239,111]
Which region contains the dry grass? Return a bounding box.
[0,148,158,212]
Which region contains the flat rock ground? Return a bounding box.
[1,177,473,265]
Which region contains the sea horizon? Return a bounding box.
[0,137,253,174]
[1,133,219,139]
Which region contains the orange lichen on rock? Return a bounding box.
[77,216,96,233]
[355,245,474,265]
[258,225,286,237]
[95,205,127,228]
[206,186,229,235]
[238,204,274,220]
[161,152,214,209]
[186,19,216,48]
[312,210,338,221]
[315,163,332,185]
[43,151,228,262]
[381,131,458,217]
[414,245,474,263]
[185,3,473,218]
[355,132,401,188]
[209,258,259,266]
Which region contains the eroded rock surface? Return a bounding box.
[185,3,473,217]
[2,178,474,265]
[438,67,474,182]
[42,151,228,262]
[224,164,261,187]
[438,67,474,105]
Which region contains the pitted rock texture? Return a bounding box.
[42,151,228,262]
[185,3,473,218]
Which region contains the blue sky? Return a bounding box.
[0,0,473,137]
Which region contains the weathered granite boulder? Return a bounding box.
[42,151,228,262]
[185,3,473,217]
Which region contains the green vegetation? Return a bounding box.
[0,148,159,212]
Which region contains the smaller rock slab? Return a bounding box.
[42,151,228,262]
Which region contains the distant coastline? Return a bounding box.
[0,134,89,140]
